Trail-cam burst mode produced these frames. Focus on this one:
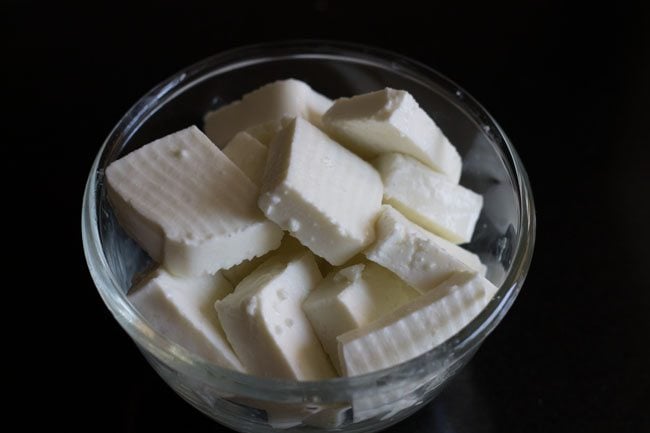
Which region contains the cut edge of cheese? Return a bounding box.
[258,117,383,265]
[105,125,283,276]
[365,205,486,293]
[323,88,462,183]
[303,261,419,373]
[337,271,498,376]
[222,234,308,286]
[245,116,294,146]
[163,214,283,277]
[129,267,245,372]
[374,152,483,244]
[204,79,332,146]
[223,131,268,187]
[215,248,336,380]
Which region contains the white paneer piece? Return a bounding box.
[221,235,303,287]
[338,272,499,376]
[215,248,336,380]
[323,88,462,183]
[258,117,383,265]
[365,206,486,293]
[129,267,244,371]
[374,153,483,244]
[245,116,294,146]
[220,254,267,289]
[303,262,419,372]
[105,126,283,276]
[308,89,336,123]
[222,131,268,186]
[204,79,333,146]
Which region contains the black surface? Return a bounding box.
[11,1,649,432]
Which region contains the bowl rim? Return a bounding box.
[82,39,535,397]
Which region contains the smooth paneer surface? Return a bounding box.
[374,153,483,243]
[204,79,333,146]
[365,206,486,293]
[129,268,244,371]
[303,262,419,372]
[338,272,498,376]
[215,249,336,380]
[259,117,383,265]
[323,88,462,183]
[105,126,283,276]
[223,131,268,186]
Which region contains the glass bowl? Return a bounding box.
[82,41,535,433]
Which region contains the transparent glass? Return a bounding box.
[82,41,535,433]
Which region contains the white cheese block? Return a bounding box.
[222,132,268,186]
[220,254,267,288]
[309,89,336,123]
[215,248,336,380]
[105,126,283,276]
[374,153,483,244]
[129,267,244,371]
[323,88,462,183]
[303,262,419,372]
[365,206,486,293]
[245,116,293,146]
[338,272,498,376]
[221,235,304,286]
[204,79,333,146]
[259,117,383,265]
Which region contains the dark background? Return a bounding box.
[10,1,649,432]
